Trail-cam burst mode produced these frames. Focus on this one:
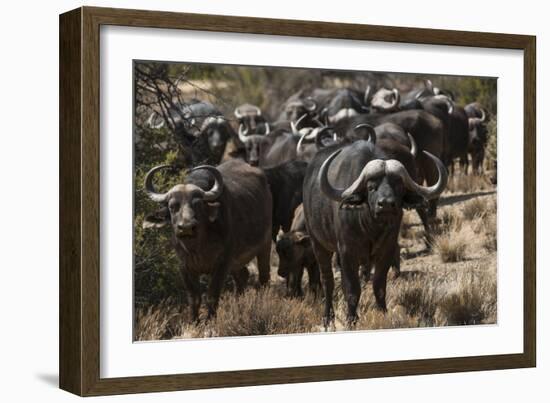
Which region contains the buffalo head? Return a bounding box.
[238,123,272,166]
[370,88,401,112]
[324,89,364,124]
[142,165,224,239]
[200,116,231,156]
[234,103,265,134]
[275,231,310,279]
[284,98,317,123]
[319,148,447,220]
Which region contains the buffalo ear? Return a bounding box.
[402,192,426,210]
[206,202,221,223]
[143,206,170,229]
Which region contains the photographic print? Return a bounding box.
[133,61,497,341]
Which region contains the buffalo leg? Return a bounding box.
[339,248,361,327]
[306,262,321,296]
[232,266,249,295]
[460,154,469,175]
[288,266,304,298]
[372,261,390,312]
[206,264,231,319]
[392,245,401,278]
[311,240,334,329]
[416,206,433,248]
[181,271,201,323]
[256,239,272,286]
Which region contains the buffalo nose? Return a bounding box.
[378,198,396,209]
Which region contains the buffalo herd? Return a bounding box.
[142,78,492,329]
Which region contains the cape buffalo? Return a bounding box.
[335,110,446,221]
[322,88,367,124]
[465,102,489,174]
[189,116,234,166]
[142,160,273,321]
[368,87,401,113]
[280,94,318,127]
[416,95,469,174]
[263,160,308,240]
[303,137,447,327]
[275,204,321,297]
[238,119,326,167]
[234,103,270,135]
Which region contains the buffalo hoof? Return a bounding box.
[323,313,335,331]
[346,314,359,329]
[374,304,388,313]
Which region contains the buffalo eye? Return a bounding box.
[168,201,180,212]
[367,181,378,192]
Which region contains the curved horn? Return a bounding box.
[200,116,217,132]
[238,123,249,143]
[190,165,224,202]
[433,95,454,115]
[364,85,372,105]
[387,151,448,200]
[305,97,317,112]
[442,95,455,115]
[296,131,308,157]
[389,88,400,110]
[254,105,262,116]
[354,123,376,144]
[234,107,243,119]
[479,108,487,122]
[264,122,270,135]
[445,98,454,115]
[144,164,173,203]
[407,132,418,157]
[319,149,346,202]
[147,111,165,129]
[425,79,434,93]
[291,113,308,135]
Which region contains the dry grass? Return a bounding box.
[134,299,184,341]
[446,174,491,194]
[462,197,488,221]
[433,226,470,263]
[209,288,320,337]
[435,267,497,325]
[134,188,498,340]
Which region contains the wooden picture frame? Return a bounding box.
[59,6,536,396]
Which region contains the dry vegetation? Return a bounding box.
[135,172,497,340]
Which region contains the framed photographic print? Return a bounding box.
[59,6,536,396]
